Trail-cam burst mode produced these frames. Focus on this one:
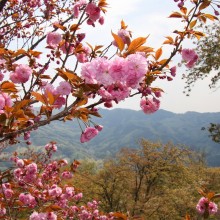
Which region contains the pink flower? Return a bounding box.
[47,212,57,220]
[56,81,71,95]
[13,168,23,179]
[0,72,4,81]
[29,212,47,220]
[95,58,113,86]
[0,93,12,110]
[74,192,83,201]
[95,125,103,131]
[76,53,88,63]
[196,197,218,215]
[99,16,104,25]
[81,62,98,84]
[3,188,13,199]
[53,96,66,109]
[0,206,6,216]
[170,66,176,77]
[26,163,38,176]
[140,97,160,114]
[10,64,32,84]
[45,142,57,152]
[24,131,30,140]
[16,159,24,168]
[181,48,198,68]
[109,56,128,82]
[61,171,73,179]
[80,127,99,143]
[209,201,218,214]
[182,48,197,61]
[19,193,37,208]
[48,184,62,197]
[60,42,74,54]
[85,3,101,22]
[47,32,62,48]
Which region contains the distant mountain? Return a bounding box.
[26,109,220,166]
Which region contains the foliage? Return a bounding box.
[0,0,219,146]
[184,22,220,94]
[0,0,219,219]
[73,139,207,219]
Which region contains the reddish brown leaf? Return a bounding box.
[70,23,79,32]
[111,31,125,52]
[204,14,218,21]
[189,20,197,29]
[28,50,42,57]
[155,47,163,60]
[31,92,47,105]
[53,23,66,31]
[193,31,205,40]
[180,7,187,15]
[1,81,17,92]
[126,37,147,54]
[121,20,128,29]
[199,0,211,11]
[168,12,183,18]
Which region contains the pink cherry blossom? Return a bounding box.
[95,58,113,86]
[61,171,73,179]
[140,97,160,114]
[85,3,101,22]
[181,48,198,68]
[53,96,66,109]
[29,212,48,220]
[76,53,88,63]
[0,72,4,81]
[16,159,24,168]
[80,127,99,143]
[48,184,62,197]
[45,142,57,152]
[27,163,37,174]
[19,193,37,208]
[109,56,128,82]
[95,125,103,131]
[127,53,148,76]
[60,42,74,54]
[182,49,197,62]
[3,188,13,199]
[10,64,32,84]
[81,62,98,84]
[170,66,176,77]
[47,32,62,48]
[0,93,12,110]
[56,81,71,96]
[0,207,6,216]
[209,201,218,214]
[99,16,104,25]
[196,197,218,215]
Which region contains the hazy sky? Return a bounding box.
[84,0,220,113]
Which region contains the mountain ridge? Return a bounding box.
[25,108,220,166]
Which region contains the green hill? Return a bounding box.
[18,109,220,166]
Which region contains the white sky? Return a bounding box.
[84,0,220,113]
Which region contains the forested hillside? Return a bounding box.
[25,109,220,166]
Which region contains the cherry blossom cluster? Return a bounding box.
[0,144,113,219]
[42,81,72,108]
[181,48,199,68]
[81,53,148,102]
[80,125,103,143]
[73,1,105,27]
[196,197,218,216]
